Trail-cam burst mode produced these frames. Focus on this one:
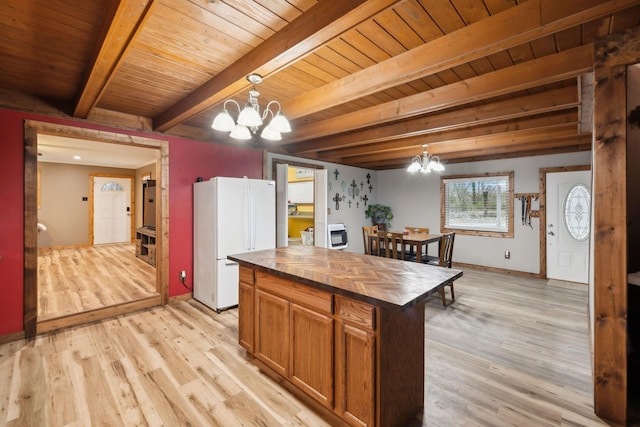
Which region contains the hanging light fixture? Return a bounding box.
[211,73,291,141]
[407,144,445,173]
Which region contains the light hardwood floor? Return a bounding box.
[37,244,157,321]
[1,269,612,426]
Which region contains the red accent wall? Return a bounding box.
[0,108,263,336]
[168,138,263,297]
[0,110,26,335]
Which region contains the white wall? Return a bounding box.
[377,152,592,273]
[268,151,592,273]
[267,153,379,253]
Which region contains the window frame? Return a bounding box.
[440,171,514,238]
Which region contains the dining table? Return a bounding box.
[369,231,442,262]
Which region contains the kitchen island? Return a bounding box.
[228,245,463,427]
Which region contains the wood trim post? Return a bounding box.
[23,125,38,338]
[592,24,640,425]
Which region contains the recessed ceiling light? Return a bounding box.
[73,155,81,160]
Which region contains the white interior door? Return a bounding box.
[546,170,591,283]
[94,177,131,245]
[276,163,289,247]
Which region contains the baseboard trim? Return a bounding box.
[0,330,25,344]
[453,262,544,279]
[36,295,162,335]
[170,293,192,303]
[38,243,92,253]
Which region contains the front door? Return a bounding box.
[93,176,132,245]
[546,170,591,283]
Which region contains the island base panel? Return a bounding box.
[252,357,351,427]
[378,303,425,427]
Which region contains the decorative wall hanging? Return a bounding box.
[349,179,359,199]
[515,193,540,229]
[333,193,343,210]
[334,169,340,180]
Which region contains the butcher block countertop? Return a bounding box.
[228,245,463,310]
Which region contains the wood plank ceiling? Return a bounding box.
[1,0,639,170]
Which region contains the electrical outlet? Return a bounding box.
[504,250,511,259]
[179,270,187,281]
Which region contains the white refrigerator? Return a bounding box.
[193,177,276,312]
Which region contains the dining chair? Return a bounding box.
[362,225,379,255]
[424,232,456,306]
[405,226,429,234]
[375,231,409,260]
[404,226,429,259]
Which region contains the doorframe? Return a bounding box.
[538,165,591,279]
[89,174,135,245]
[23,120,169,338]
[271,158,324,182]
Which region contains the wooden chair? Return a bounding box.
[362,225,379,255]
[405,226,429,259]
[405,226,429,234]
[425,232,456,306]
[375,232,408,260]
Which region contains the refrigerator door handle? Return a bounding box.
[251,183,257,250]
[244,183,251,250]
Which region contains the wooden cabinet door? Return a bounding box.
[290,303,334,408]
[255,289,289,377]
[336,322,375,427]
[238,280,254,352]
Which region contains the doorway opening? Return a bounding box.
[286,166,316,246]
[24,120,169,338]
[272,159,326,248]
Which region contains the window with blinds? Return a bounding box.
[441,172,513,237]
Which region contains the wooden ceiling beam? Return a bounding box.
[442,142,592,164]
[363,139,592,169]
[73,0,156,118]
[435,136,593,160]
[318,111,579,160]
[341,125,582,164]
[285,85,579,154]
[286,44,593,142]
[281,0,634,119]
[152,0,401,131]
[358,135,592,169]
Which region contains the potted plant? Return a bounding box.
[365,204,393,231]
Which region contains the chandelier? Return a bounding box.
[211,74,291,141]
[407,144,445,173]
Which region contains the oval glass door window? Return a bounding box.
[564,184,591,241]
